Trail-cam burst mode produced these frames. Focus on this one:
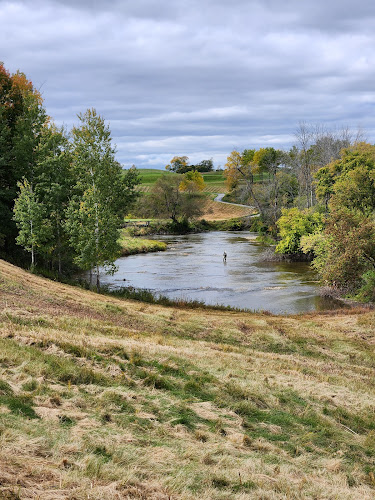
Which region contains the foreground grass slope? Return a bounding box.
[1,260,375,499]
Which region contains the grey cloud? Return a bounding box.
[1,0,374,168]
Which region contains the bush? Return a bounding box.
[356,271,375,303]
[276,208,325,255]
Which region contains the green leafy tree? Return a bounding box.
[275,207,325,255]
[253,147,283,178]
[32,124,73,273]
[195,158,213,172]
[13,179,50,267]
[65,187,121,287]
[315,143,375,212]
[310,143,375,295]
[309,208,375,292]
[66,108,139,290]
[144,174,205,223]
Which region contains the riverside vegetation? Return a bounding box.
[2,259,375,499]
[222,133,375,303]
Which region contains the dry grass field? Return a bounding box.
[201,199,255,221]
[1,259,375,499]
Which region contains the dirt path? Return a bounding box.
[214,193,259,215]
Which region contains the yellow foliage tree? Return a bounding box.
[179,170,205,192]
[224,150,243,189]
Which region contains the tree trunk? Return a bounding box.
[30,218,35,268]
[57,223,62,275]
[96,263,100,292]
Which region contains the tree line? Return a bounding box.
[224,125,375,300]
[0,63,139,289]
[166,155,214,173]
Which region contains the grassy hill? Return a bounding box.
[1,259,375,499]
[136,168,175,186]
[136,169,227,193]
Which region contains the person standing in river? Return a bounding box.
[223,251,227,263]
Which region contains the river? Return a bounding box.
[99,231,345,314]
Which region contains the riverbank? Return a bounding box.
[119,232,167,256]
[1,258,375,499]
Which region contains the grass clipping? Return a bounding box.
[0,259,375,499]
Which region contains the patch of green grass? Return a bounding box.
[4,313,50,327]
[100,391,135,413]
[119,233,167,256]
[125,352,215,400]
[57,341,104,362]
[170,405,204,430]
[0,378,13,395]
[201,172,225,184]
[0,395,39,419]
[135,168,174,185]
[21,379,39,392]
[93,445,112,463]
[0,338,110,387]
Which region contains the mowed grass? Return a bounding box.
[1,259,375,498]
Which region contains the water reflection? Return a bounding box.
[100,231,346,315]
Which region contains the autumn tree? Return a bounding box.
[224,150,243,190]
[179,170,205,192]
[0,63,47,257]
[224,149,260,208]
[165,156,189,173]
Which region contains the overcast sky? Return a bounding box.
[1,0,375,169]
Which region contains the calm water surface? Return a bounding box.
[100,231,344,314]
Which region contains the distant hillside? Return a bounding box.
[136,168,175,185]
[135,168,227,192]
[1,259,375,499]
